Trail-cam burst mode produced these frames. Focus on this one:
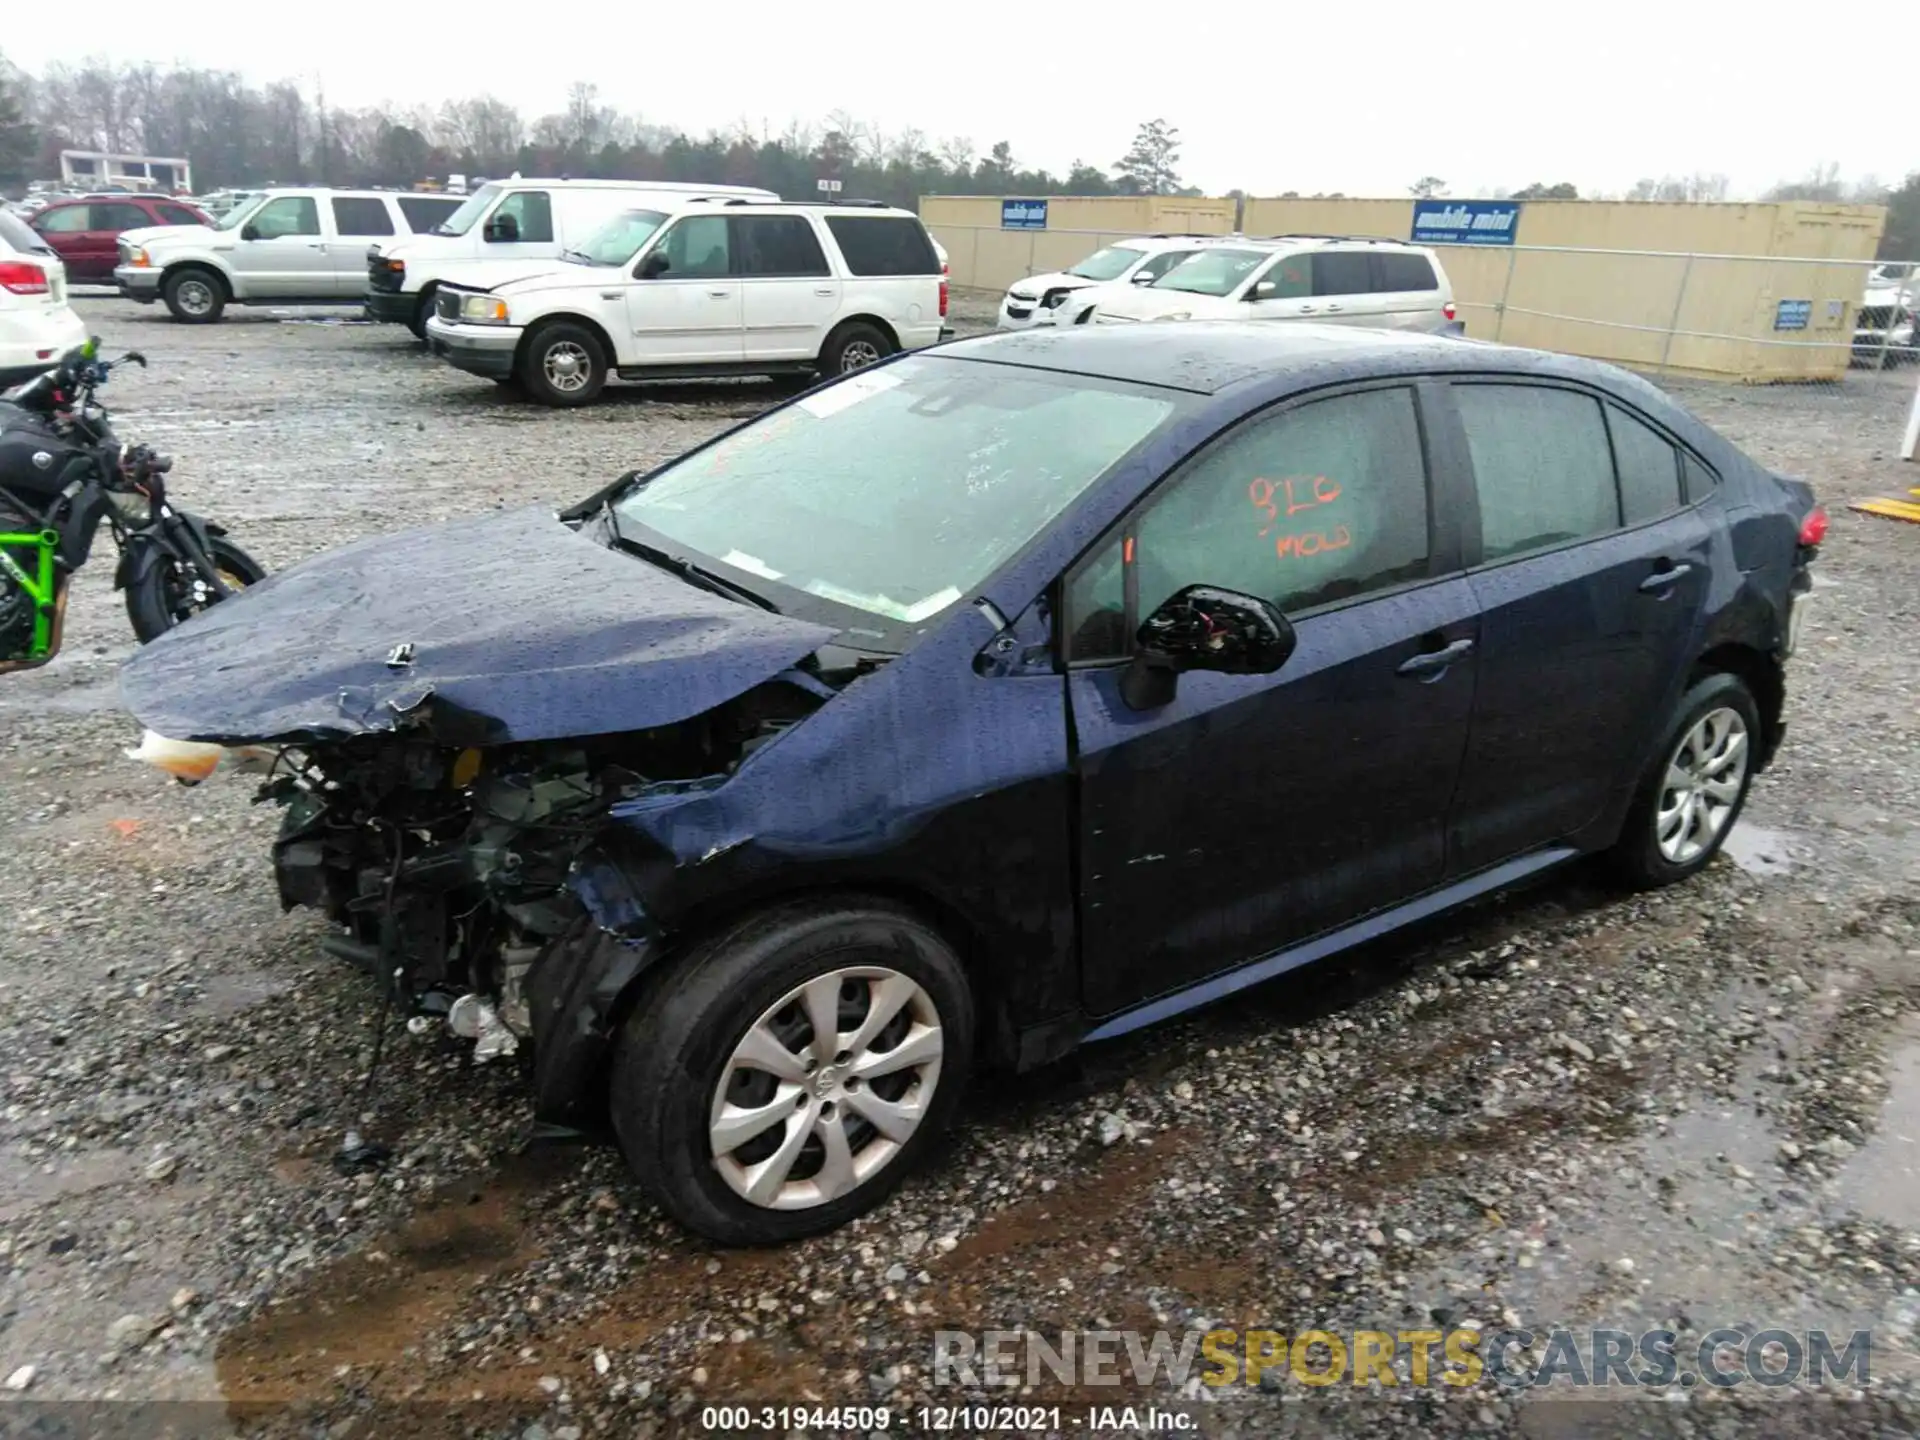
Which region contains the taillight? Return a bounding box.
[1444,301,1457,321]
[1798,507,1828,548]
[0,261,50,296]
[939,274,949,319]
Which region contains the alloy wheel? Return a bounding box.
[838,340,881,372]
[709,966,944,1211]
[542,342,591,393]
[175,280,214,317]
[1655,705,1749,864]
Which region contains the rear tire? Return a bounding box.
[517,321,607,407]
[609,898,973,1245]
[162,267,226,324]
[1607,672,1760,889]
[125,535,266,643]
[818,321,893,377]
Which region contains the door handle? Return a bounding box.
[814,287,836,297]
[709,289,731,299]
[307,242,326,250]
[1396,637,1475,677]
[1324,303,1343,313]
[1638,561,1694,593]
[1298,305,1317,313]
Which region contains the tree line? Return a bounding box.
[0,55,1195,205]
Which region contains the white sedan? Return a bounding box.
[0,211,87,389]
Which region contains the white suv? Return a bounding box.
[425,200,952,406]
[366,178,779,338]
[0,212,86,387]
[997,234,1240,329]
[113,188,465,322]
[1069,236,1459,334]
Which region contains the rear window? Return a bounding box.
[332,197,396,237]
[823,215,939,276]
[397,195,463,232]
[0,211,51,254]
[1375,253,1438,292]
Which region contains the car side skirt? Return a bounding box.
[1080,846,1581,1043]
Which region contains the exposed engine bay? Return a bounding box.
[261,680,825,1069]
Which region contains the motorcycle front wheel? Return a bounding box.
[125,536,267,643]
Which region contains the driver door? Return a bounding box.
[232,195,330,297]
[1241,252,1316,321]
[625,214,745,365]
[1062,382,1479,1019]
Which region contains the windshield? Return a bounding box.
[1068,245,1147,282]
[568,209,670,265]
[613,356,1183,632]
[432,183,503,237]
[1153,248,1269,297]
[214,195,270,232]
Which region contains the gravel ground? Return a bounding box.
[1,294,1918,1438]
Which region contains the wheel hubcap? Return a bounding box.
[544,343,590,392]
[1656,706,1749,864]
[178,281,212,315]
[839,340,881,372]
[709,966,943,1211]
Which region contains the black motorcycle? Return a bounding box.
[0,340,264,673]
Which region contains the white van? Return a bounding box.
[365,178,778,337]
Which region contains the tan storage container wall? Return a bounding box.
[1238,197,1885,381]
[919,195,1236,294]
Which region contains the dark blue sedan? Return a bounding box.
[120,323,1825,1243]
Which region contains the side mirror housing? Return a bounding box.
[239,223,260,241]
[1130,270,1157,285]
[1248,279,1277,301]
[1119,584,1296,710]
[483,213,520,243]
[636,250,670,279]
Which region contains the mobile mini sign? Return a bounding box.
[1001,199,1049,230]
[1411,200,1522,246]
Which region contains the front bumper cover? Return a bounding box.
[424,317,522,379]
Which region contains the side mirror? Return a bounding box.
[482,213,520,243]
[1248,279,1277,301]
[636,250,670,279]
[1130,270,1157,284]
[239,223,260,241]
[1119,584,1296,711]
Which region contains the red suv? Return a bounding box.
[30,195,210,282]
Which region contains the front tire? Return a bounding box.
[125,535,266,643]
[1608,671,1760,888]
[408,288,437,341]
[609,899,974,1245]
[162,267,226,324]
[517,321,607,407]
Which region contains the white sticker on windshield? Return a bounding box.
[901,586,962,623]
[720,549,784,580]
[796,368,903,419]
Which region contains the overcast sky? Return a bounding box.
[7,0,1910,198]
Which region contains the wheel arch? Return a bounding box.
[515,311,617,370]
[824,314,901,351]
[1689,642,1784,771]
[160,258,234,299]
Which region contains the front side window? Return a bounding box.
[1152,248,1268,297]
[614,356,1183,633]
[1606,404,1682,524]
[1455,384,1619,562]
[331,197,395,237]
[248,196,320,239]
[1253,254,1312,299]
[659,214,731,277]
[157,203,203,226]
[733,215,830,277]
[1067,388,1432,660]
[1068,245,1147,282]
[1313,252,1373,296]
[490,191,553,244]
[33,206,91,234]
[1132,248,1193,282]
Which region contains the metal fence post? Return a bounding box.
[1872,268,1915,373]
[1904,363,1920,462]
[1492,246,1519,343]
[1657,254,1696,377]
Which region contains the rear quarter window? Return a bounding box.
[823,216,940,276]
[1375,253,1438,291]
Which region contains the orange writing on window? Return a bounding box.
[1248,475,1341,537]
[1276,525,1352,559]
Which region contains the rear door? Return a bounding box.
[28,205,92,279]
[734,214,838,361]
[1065,382,1480,1018]
[81,202,153,281]
[1371,251,1445,330]
[1309,250,1389,327]
[1441,381,1713,874]
[328,196,398,295]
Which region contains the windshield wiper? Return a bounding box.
[559,247,595,265]
[601,507,780,613]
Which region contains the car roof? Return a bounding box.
[937,322,1602,397]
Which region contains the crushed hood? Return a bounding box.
[435,258,583,293]
[118,506,838,747]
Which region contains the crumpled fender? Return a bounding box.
[527,893,658,1132]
